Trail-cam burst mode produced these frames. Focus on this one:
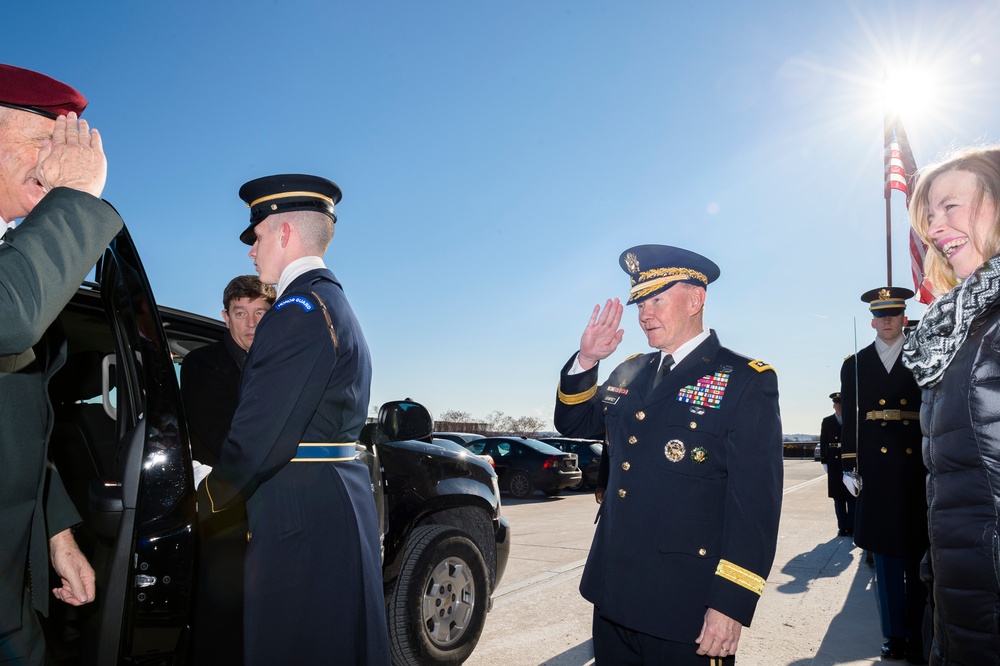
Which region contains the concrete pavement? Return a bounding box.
[467,460,894,666]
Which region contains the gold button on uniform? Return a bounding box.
[636,411,646,420]
[690,422,698,429]
[900,399,908,405]
[903,420,910,425]
[622,462,631,471]
[879,399,886,405]
[618,489,627,498]
[698,548,707,556]
[906,448,913,454]
[881,447,888,453]
[628,436,637,444]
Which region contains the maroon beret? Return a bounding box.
[0,63,87,119]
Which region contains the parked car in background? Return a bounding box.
[814,442,823,462]
[40,226,509,665]
[431,437,496,469]
[538,437,603,491]
[465,437,582,499]
[433,431,486,446]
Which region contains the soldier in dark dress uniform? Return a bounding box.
[840,287,928,663]
[555,245,783,665]
[819,392,854,537]
[0,64,123,664]
[181,275,274,665]
[197,175,390,665]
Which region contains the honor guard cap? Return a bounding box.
[829,392,841,404]
[619,245,720,304]
[0,63,87,119]
[861,286,913,318]
[238,174,343,245]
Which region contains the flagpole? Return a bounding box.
[883,71,893,286]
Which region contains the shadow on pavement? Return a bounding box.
[776,536,858,594]
[786,554,882,666]
[539,639,594,666]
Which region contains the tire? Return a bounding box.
[508,471,534,499]
[568,477,585,492]
[388,525,490,666]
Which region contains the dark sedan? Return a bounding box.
[538,437,603,491]
[465,437,582,499]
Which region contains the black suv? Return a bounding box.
[42,227,510,665]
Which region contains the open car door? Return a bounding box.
[47,224,195,664]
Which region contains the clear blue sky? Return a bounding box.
[8,1,999,434]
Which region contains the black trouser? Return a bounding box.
[592,608,736,666]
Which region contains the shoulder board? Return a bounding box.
[748,359,775,374]
[625,352,644,361]
[274,294,316,312]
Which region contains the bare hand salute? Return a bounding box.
[578,298,624,370]
[35,112,107,198]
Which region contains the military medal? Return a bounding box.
[691,447,707,463]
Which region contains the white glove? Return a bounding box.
[842,471,860,497]
[822,463,828,473]
[193,460,213,490]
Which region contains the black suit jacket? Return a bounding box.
[181,334,246,465]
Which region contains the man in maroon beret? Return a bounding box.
[0,63,124,664]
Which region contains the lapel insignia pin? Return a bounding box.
[691,447,707,463]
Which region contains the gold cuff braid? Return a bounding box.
[557,383,598,405]
[715,559,765,596]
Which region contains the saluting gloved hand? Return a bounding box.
[192,460,213,490]
[842,471,861,497]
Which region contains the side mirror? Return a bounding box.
[378,399,433,442]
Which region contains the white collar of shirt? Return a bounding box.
[276,256,327,299]
[662,327,711,368]
[0,216,13,245]
[874,334,904,372]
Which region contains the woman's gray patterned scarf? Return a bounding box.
[902,254,1000,387]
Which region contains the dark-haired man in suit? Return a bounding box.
[181,274,274,665]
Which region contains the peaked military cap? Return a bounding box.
[0,63,87,119]
[238,174,342,245]
[619,244,720,304]
[829,392,841,404]
[861,286,913,318]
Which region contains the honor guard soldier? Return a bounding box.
[840,286,928,663]
[554,245,783,665]
[819,392,854,537]
[0,63,123,663]
[197,175,390,665]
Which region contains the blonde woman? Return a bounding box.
[903,146,1000,665]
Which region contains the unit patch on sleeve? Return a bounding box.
[274,295,316,312]
[676,372,729,409]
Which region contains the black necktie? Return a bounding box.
[653,354,674,389]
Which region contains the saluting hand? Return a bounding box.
[578,298,624,370]
[34,112,107,199]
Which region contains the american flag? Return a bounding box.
[884,114,933,303]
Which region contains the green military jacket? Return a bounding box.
[0,188,122,625]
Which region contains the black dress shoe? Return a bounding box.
[905,638,927,664]
[881,637,905,660]
[866,551,875,567]
[837,529,849,537]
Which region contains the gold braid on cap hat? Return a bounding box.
[629,267,709,300]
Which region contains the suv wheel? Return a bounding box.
[508,471,533,499]
[388,525,489,666]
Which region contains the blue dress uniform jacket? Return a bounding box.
[840,344,927,558]
[0,189,122,636]
[555,331,783,643]
[199,268,389,666]
[820,414,850,501]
